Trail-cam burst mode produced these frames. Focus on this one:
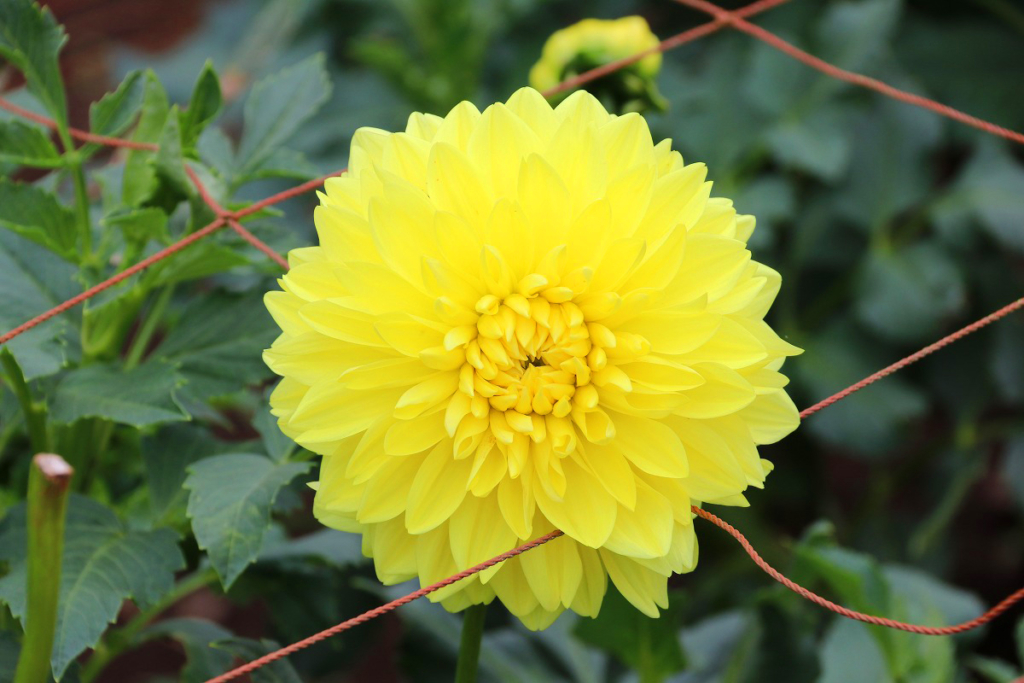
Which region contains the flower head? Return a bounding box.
[264,87,801,629]
[529,16,667,113]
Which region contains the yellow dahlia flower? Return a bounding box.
[264,87,801,629]
[529,16,667,113]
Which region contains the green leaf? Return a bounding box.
[0,632,20,683]
[254,398,296,462]
[815,0,901,74]
[766,105,852,181]
[968,657,1020,683]
[89,70,145,138]
[185,453,311,587]
[122,71,170,207]
[235,54,331,179]
[156,290,277,403]
[818,619,892,683]
[0,229,76,380]
[0,0,68,126]
[79,284,147,361]
[574,585,686,678]
[258,528,364,567]
[155,106,192,196]
[0,179,78,260]
[0,496,184,679]
[137,618,234,683]
[50,360,189,427]
[209,637,302,683]
[854,243,966,344]
[0,120,62,168]
[101,207,169,257]
[935,141,1024,253]
[148,241,248,287]
[143,423,229,524]
[181,61,223,149]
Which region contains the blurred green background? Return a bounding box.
[9,0,1024,680]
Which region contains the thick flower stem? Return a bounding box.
[13,454,73,683]
[454,603,487,683]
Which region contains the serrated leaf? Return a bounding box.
[574,585,686,678]
[143,423,230,523]
[0,0,68,125]
[0,119,61,168]
[89,70,145,138]
[0,496,184,679]
[0,179,78,260]
[0,229,76,379]
[50,360,189,427]
[137,618,234,683]
[235,54,331,178]
[210,637,303,683]
[122,71,169,207]
[182,61,223,148]
[156,290,277,403]
[185,453,311,587]
[854,243,966,344]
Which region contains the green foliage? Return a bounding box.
[0,0,1023,680]
[185,454,311,588]
[0,496,184,679]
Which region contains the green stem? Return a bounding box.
[0,349,49,454]
[13,454,73,683]
[55,127,92,263]
[454,603,487,683]
[124,286,175,371]
[79,567,218,683]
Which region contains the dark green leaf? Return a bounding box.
[0,0,68,125]
[968,657,1020,683]
[0,179,78,260]
[50,360,189,427]
[854,243,966,344]
[143,423,229,523]
[122,71,169,207]
[0,496,184,679]
[148,241,248,287]
[990,314,1024,403]
[815,0,901,74]
[155,106,192,195]
[0,120,61,168]
[0,632,19,683]
[210,637,302,683]
[79,285,146,361]
[137,618,234,683]
[253,399,296,462]
[101,207,169,252]
[766,105,852,181]
[182,61,223,148]
[0,229,76,379]
[89,70,145,138]
[818,619,891,683]
[235,54,331,178]
[258,528,364,567]
[185,453,311,587]
[574,585,685,678]
[156,290,277,403]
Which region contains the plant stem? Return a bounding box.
[79,567,218,683]
[55,127,93,263]
[13,454,73,683]
[454,603,487,683]
[124,286,175,371]
[0,349,49,454]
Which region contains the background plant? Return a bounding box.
[0,0,1022,681]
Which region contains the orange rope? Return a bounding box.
[203,529,565,683]
[674,0,1024,146]
[202,508,1024,682]
[800,295,1024,419]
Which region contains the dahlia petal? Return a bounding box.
[384,409,447,456]
[405,441,472,534]
[394,372,459,420]
[358,453,424,523]
[608,412,688,478]
[570,546,607,618]
[497,473,535,541]
[599,550,665,617]
[519,524,582,611]
[534,458,616,548]
[576,441,636,510]
[428,142,491,226]
[603,479,673,559]
[374,314,446,357]
[504,87,557,141]
[737,389,800,444]
[674,363,757,419]
[448,493,517,572]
